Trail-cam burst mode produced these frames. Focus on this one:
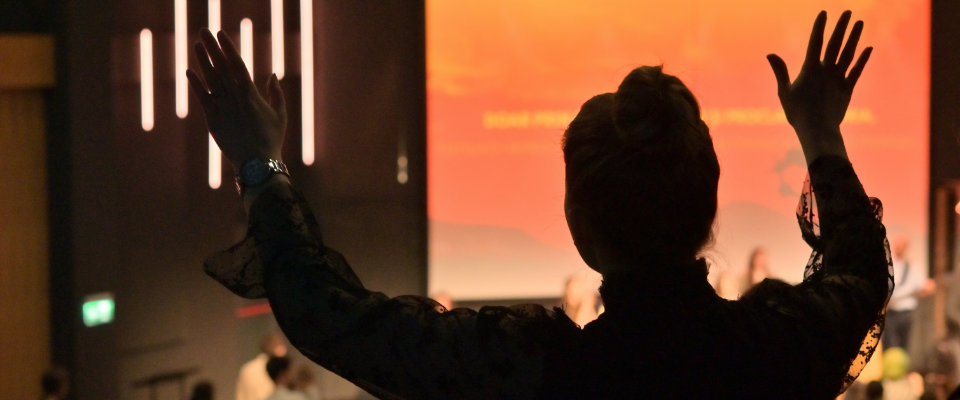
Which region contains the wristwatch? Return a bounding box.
[235,158,290,194]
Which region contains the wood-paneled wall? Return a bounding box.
[0,34,53,400]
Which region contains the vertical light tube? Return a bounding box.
[301,0,314,165]
[139,29,154,132]
[240,18,254,78]
[175,0,188,118]
[208,0,222,188]
[208,0,220,32]
[208,135,222,189]
[271,0,285,79]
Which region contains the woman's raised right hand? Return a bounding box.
[766,10,872,163]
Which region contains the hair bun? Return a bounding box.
[613,66,692,148]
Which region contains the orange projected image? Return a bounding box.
[428,1,929,300]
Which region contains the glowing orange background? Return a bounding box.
[428,1,929,300]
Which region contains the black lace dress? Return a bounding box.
[206,156,892,399]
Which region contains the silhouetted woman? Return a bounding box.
[190,11,891,399]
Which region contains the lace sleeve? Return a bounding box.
[204,183,579,400]
[740,156,892,397]
[795,156,893,392]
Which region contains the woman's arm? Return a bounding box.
[747,10,891,395]
[766,10,889,295]
[245,182,571,399]
[189,30,576,400]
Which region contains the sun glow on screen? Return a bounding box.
[427,1,929,300]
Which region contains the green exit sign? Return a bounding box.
[82,293,114,327]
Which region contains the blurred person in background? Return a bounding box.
[431,291,454,312]
[190,381,214,400]
[921,319,960,399]
[266,356,308,400]
[865,380,883,400]
[884,236,935,350]
[563,273,602,327]
[292,365,322,400]
[718,247,771,300]
[40,367,69,400]
[743,247,771,292]
[237,332,288,400]
[880,347,924,400]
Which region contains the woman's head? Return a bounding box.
[563,66,719,274]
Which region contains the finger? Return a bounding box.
[837,20,863,72]
[263,75,272,104]
[193,42,223,94]
[216,31,253,84]
[188,70,222,136]
[187,69,215,109]
[263,74,274,107]
[269,74,287,124]
[186,68,208,93]
[199,29,231,79]
[187,69,208,95]
[804,11,828,65]
[766,54,790,97]
[846,47,872,88]
[823,10,851,66]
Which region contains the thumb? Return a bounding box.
[766,54,790,97]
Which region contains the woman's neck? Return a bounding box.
[598,258,712,310]
[590,247,697,275]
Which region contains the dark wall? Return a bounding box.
[930,0,960,267]
[51,1,118,399]
[0,0,56,32]
[52,1,425,399]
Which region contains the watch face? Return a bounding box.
[241,160,271,185]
